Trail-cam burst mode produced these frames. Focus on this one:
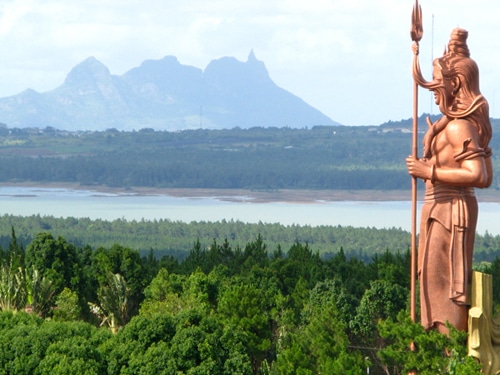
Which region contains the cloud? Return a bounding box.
[0,0,499,125]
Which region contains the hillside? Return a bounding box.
[0,120,497,192]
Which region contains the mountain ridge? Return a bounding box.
[0,52,338,131]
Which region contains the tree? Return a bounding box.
[218,282,273,373]
[53,288,82,322]
[241,234,269,271]
[6,226,24,269]
[490,256,500,307]
[273,287,365,374]
[91,244,147,317]
[0,228,28,313]
[102,308,253,375]
[0,256,26,312]
[305,279,357,330]
[0,312,109,375]
[26,268,57,318]
[182,268,219,311]
[350,279,408,338]
[90,272,132,333]
[0,311,43,375]
[139,268,187,318]
[378,310,482,374]
[25,233,83,314]
[101,313,176,375]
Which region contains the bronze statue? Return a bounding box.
[407,27,493,334]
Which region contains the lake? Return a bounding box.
[0,186,499,235]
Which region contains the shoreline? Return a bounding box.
[2,183,500,203]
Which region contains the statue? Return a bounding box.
[406,26,493,335]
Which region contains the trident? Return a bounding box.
[410,0,422,326]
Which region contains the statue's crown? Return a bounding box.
[446,28,470,58]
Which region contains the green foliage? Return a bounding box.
[274,286,366,374]
[25,232,83,316]
[218,282,273,371]
[0,257,26,312]
[1,124,499,190]
[53,287,82,321]
[91,244,149,318]
[305,279,357,329]
[94,273,132,332]
[101,314,177,375]
[350,280,409,338]
[491,257,500,307]
[378,311,482,374]
[26,268,57,317]
[0,312,109,375]
[0,229,27,312]
[102,310,252,375]
[0,126,412,190]
[139,269,187,317]
[37,336,105,375]
[0,227,491,374]
[2,213,500,263]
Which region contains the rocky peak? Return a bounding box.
[63,57,112,87]
[204,50,271,91]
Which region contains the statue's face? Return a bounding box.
[431,65,444,105]
[431,64,454,106]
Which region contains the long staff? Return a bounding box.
[410,0,423,325]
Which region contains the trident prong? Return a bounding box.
[411,0,423,42]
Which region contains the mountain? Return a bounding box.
[0,51,337,131]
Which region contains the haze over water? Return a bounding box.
[0,187,498,235]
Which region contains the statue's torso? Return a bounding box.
[425,118,485,190]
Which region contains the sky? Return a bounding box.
[0,0,499,126]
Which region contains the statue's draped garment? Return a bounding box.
[418,144,486,330]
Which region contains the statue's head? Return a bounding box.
[413,28,491,147]
[427,28,482,115]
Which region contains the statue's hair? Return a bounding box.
[447,28,470,57]
[439,28,479,100]
[434,28,492,147]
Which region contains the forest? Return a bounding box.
[0,125,411,190]
[0,229,490,374]
[0,213,500,263]
[0,117,498,190]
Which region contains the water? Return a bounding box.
[0,186,498,235]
